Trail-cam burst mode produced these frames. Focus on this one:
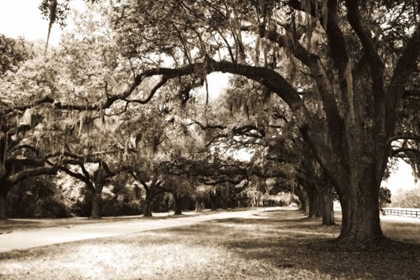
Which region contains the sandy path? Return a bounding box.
[0,207,281,253]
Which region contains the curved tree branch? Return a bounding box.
[7,165,58,188]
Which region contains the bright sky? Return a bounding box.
[0,0,85,45]
[0,1,417,195]
[384,159,417,194]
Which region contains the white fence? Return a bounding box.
[383,208,420,218]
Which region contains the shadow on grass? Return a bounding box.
[1,209,419,280]
[0,220,42,234]
[0,220,39,225]
[165,210,420,280]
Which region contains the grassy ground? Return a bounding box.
[0,210,419,280]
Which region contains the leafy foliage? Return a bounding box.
[0,34,31,75]
[391,186,420,208]
[379,186,392,212]
[6,176,70,218]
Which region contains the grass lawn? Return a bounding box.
[0,209,419,280]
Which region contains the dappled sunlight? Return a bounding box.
[0,237,380,280]
[1,210,420,279]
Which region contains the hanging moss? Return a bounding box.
[44,0,58,55]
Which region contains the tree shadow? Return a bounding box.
[205,214,420,279]
[1,209,419,279]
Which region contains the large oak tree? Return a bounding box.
[105,0,420,241]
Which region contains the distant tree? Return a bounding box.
[391,186,420,208]
[50,153,124,219]
[161,175,195,215]
[379,186,392,214]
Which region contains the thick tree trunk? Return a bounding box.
[173,193,182,215]
[321,184,335,226]
[337,172,383,240]
[90,189,102,219]
[0,190,6,220]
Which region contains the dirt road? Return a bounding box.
[0,207,281,253]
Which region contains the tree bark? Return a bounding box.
[308,188,321,218]
[142,187,154,217]
[314,191,322,218]
[321,184,335,226]
[143,199,153,217]
[0,190,6,220]
[221,197,228,210]
[337,170,383,240]
[296,185,309,215]
[173,193,183,215]
[229,194,236,209]
[210,197,217,211]
[90,189,102,219]
[195,197,202,212]
[308,196,316,218]
[302,199,309,216]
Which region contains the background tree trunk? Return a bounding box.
[0,190,6,220]
[221,197,228,210]
[173,192,183,215]
[297,185,309,215]
[308,189,321,218]
[229,194,236,209]
[195,197,202,212]
[90,189,102,219]
[302,201,309,216]
[210,197,217,211]
[142,188,153,217]
[143,199,153,217]
[321,184,335,225]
